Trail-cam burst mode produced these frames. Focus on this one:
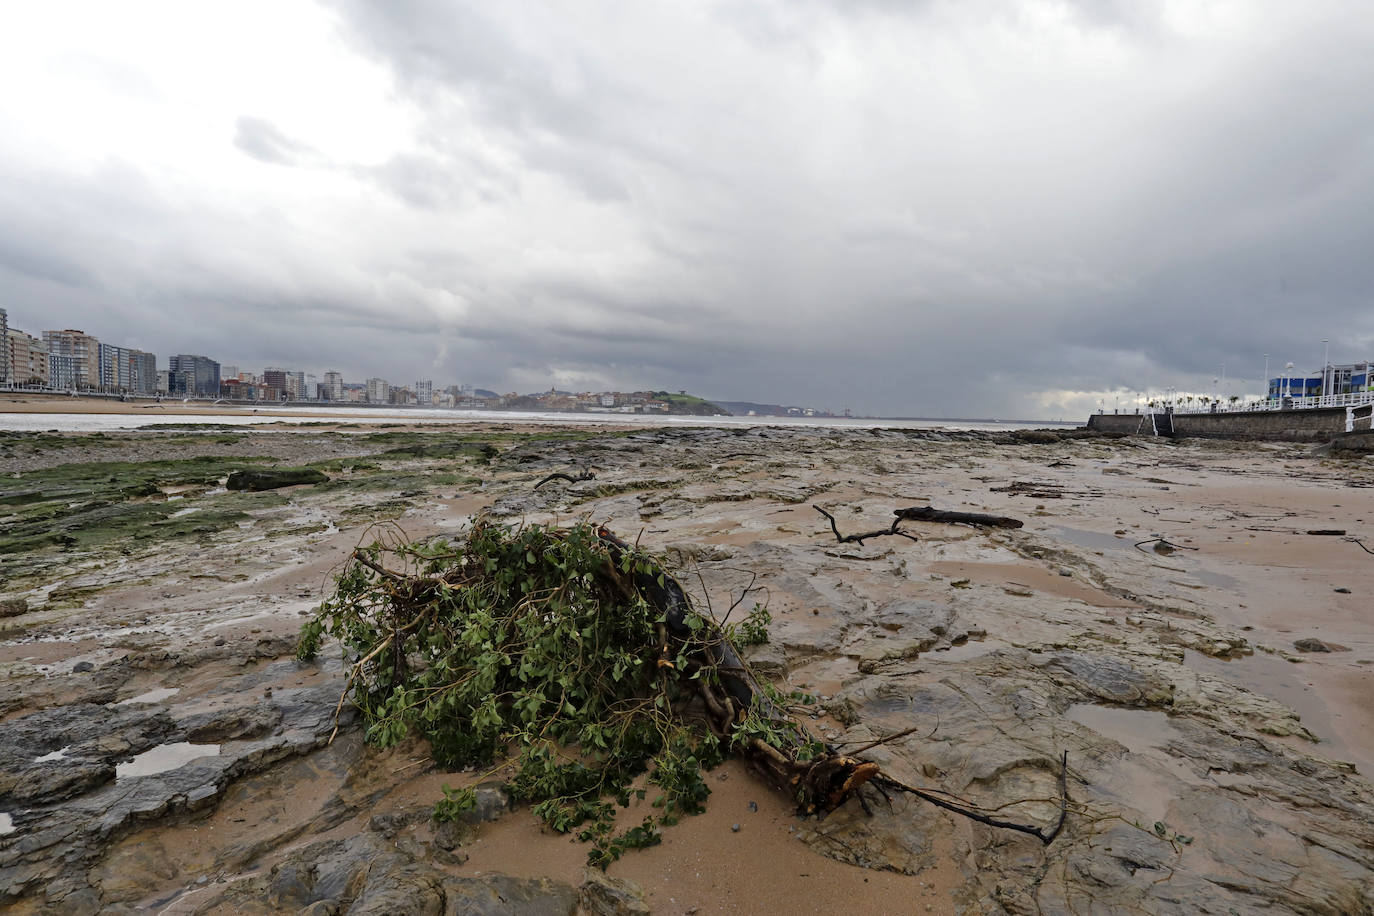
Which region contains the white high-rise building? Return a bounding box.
[366,377,390,403]
[415,379,433,406]
[323,371,343,400]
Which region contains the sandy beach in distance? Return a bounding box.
[0,409,1371,913]
[0,393,395,421]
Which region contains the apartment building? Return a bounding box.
[168,354,221,397]
[43,329,100,389]
[5,328,49,385]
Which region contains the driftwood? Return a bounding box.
[533,469,597,489]
[991,481,1065,499]
[814,505,1025,542]
[895,506,1025,529]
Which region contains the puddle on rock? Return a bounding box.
[34,746,71,762]
[1190,567,1239,590]
[1066,704,1176,754]
[118,687,181,706]
[0,813,14,835]
[1053,526,1131,554]
[116,743,220,780]
[928,640,1004,662]
[1181,650,1364,772]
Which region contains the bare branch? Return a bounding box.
[814,505,921,545]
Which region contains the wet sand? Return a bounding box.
[1,421,1372,913]
[0,393,370,420]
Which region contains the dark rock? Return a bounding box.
[72,661,95,673]
[1,756,115,803]
[443,875,579,916]
[462,782,512,825]
[0,703,175,802]
[742,641,787,678]
[432,818,466,851]
[579,869,650,915]
[209,831,579,916]
[1293,638,1333,653]
[368,806,429,839]
[0,598,28,618]
[225,468,328,491]
[0,658,349,912]
[179,705,281,742]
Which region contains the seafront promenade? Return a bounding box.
[1087,402,1374,441]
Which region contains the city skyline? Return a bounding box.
[3,304,1366,417]
[2,307,739,409]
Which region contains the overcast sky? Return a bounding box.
[1,1,1371,418]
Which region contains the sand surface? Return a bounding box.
[1,416,1371,913]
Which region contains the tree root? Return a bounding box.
[872,750,1070,846]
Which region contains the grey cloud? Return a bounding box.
[4,2,1374,419]
[233,117,316,166]
[0,238,95,288]
[362,154,472,210]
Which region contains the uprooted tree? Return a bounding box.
[297,518,1065,867]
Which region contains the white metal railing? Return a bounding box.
[1150,390,1374,414]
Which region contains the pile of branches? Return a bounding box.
[298,519,1064,866]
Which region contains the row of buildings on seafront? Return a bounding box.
[2,314,162,396]
[0,309,474,404]
[0,309,683,412]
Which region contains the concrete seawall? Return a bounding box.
[1086,406,1373,442]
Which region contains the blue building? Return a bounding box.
[1268,362,1372,399]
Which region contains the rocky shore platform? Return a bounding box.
[1,421,1371,914]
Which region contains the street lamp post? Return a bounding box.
[1322,338,1330,400]
[1264,354,1269,403]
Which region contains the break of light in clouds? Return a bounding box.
[1,0,1371,418]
